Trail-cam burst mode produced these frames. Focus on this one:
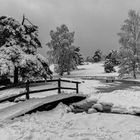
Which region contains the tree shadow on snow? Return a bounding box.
[95,80,140,93]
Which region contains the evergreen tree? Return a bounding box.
[47,24,79,76]
[85,56,93,62]
[118,10,140,79]
[93,49,102,62]
[104,59,115,73]
[72,47,84,65]
[104,50,119,73]
[77,53,84,65]
[106,50,120,65]
[0,16,52,83]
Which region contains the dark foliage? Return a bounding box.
[104,50,119,73]
[93,50,102,62]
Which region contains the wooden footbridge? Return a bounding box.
[0,93,86,121]
[0,78,86,121]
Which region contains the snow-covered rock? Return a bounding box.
[111,105,129,114]
[71,98,98,113]
[87,108,97,114]
[129,106,140,115]
[92,103,103,112]
[99,101,114,107]
[99,101,114,112]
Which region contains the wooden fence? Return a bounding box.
[0,78,81,103]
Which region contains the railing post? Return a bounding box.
[26,80,30,99]
[76,82,79,94]
[58,78,61,94]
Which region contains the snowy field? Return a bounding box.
[1,62,140,139]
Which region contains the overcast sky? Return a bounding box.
[0,0,140,58]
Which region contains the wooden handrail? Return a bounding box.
[60,79,81,84]
[0,78,81,102]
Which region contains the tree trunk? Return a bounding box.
[67,65,70,75]
[67,71,70,75]
[133,71,137,79]
[14,67,18,84]
[59,71,63,76]
[133,63,137,79]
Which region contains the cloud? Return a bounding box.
[0,0,140,57]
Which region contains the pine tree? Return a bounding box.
[77,53,84,65]
[104,59,115,73]
[0,16,52,83]
[93,49,102,62]
[118,10,140,79]
[104,50,119,73]
[72,47,84,65]
[85,56,93,63]
[47,24,79,76]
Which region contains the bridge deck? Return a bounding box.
[0,93,86,122]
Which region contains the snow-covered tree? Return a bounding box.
[118,10,140,79]
[0,16,52,84]
[85,56,93,62]
[104,59,116,73]
[72,47,84,65]
[104,50,119,73]
[93,49,102,62]
[106,50,120,65]
[77,53,84,65]
[47,24,79,76]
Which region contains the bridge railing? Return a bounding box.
[0,78,81,103]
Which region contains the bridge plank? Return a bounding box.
[0,93,86,121]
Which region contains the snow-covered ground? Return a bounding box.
[1,62,140,140]
[70,62,119,77]
[50,62,119,77]
[1,103,140,140]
